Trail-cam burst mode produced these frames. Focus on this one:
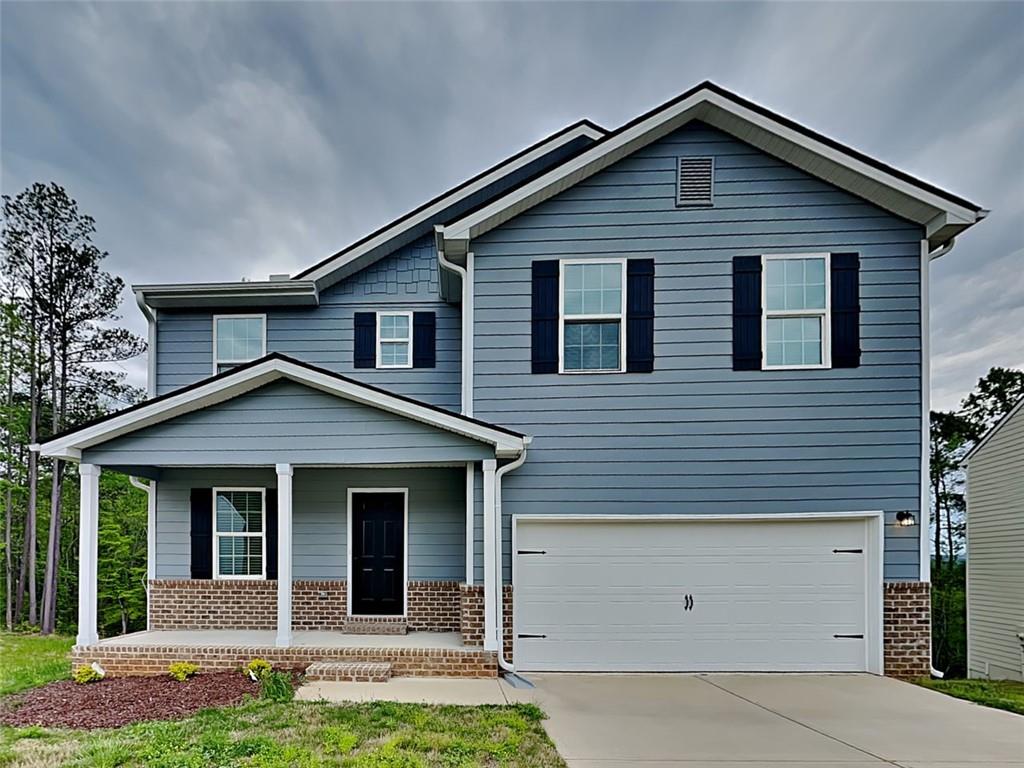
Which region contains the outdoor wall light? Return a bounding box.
[895,511,917,527]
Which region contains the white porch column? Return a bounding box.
[482,459,497,651]
[465,462,474,586]
[77,463,100,647]
[275,463,293,648]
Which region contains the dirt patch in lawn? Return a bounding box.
[0,672,262,729]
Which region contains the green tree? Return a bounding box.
[960,366,1024,436]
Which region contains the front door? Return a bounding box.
[351,492,405,615]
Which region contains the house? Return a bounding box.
[36,82,986,681]
[963,398,1024,681]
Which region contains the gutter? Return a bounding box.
[128,476,156,630]
[494,441,529,674]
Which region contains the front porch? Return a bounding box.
[35,358,524,678]
[74,629,498,679]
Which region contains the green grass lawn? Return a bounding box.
[917,677,1024,716]
[0,632,74,697]
[0,699,565,767]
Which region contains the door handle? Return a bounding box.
[683,594,694,611]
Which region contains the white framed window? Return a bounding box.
[762,253,830,370]
[213,488,266,579]
[376,311,412,369]
[559,258,627,373]
[213,314,266,374]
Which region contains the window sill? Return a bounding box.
[762,364,831,371]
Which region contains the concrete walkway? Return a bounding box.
[299,673,1024,768]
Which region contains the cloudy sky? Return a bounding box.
[2,1,1021,409]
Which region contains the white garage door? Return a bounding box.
[514,517,877,672]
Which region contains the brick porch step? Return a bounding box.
[343,616,407,635]
[305,660,392,683]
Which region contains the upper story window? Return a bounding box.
[376,311,412,368]
[762,254,830,369]
[560,259,626,373]
[213,314,266,374]
[213,488,265,579]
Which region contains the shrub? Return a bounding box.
[168,661,200,682]
[246,658,273,681]
[259,670,294,702]
[73,664,104,684]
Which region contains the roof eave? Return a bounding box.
[134,281,320,310]
[440,86,986,250]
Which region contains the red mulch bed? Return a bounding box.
[0,673,261,730]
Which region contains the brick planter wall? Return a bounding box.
[72,643,498,678]
[150,579,461,633]
[149,579,347,631]
[883,581,931,678]
[407,580,461,631]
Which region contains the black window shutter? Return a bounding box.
[265,490,278,580]
[732,256,762,371]
[626,259,655,373]
[189,488,213,580]
[353,312,376,368]
[412,311,436,368]
[831,252,861,368]
[531,260,559,374]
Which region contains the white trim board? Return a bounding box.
[346,487,409,618]
[34,356,527,460]
[511,510,884,675]
[439,84,984,253]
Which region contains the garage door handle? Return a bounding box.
[833,634,864,639]
[517,550,547,555]
[517,633,547,639]
[832,548,863,554]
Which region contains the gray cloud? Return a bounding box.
[2,1,1021,408]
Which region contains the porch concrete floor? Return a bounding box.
[97,630,464,649]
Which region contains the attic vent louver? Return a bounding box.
[676,156,714,207]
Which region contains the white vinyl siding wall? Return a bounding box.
[967,407,1024,681]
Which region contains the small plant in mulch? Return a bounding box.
[259,670,294,702]
[72,663,105,684]
[167,661,199,681]
[245,657,273,681]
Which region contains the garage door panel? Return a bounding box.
[514,518,871,672]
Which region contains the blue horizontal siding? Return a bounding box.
[471,122,923,582]
[155,466,465,581]
[83,380,491,466]
[156,236,461,411]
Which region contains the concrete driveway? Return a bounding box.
[507,674,1023,768]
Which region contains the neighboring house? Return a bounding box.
[964,398,1024,681]
[36,82,986,680]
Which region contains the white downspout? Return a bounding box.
[494,442,529,672]
[135,291,157,399]
[923,237,955,679]
[129,476,156,630]
[437,242,474,417]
